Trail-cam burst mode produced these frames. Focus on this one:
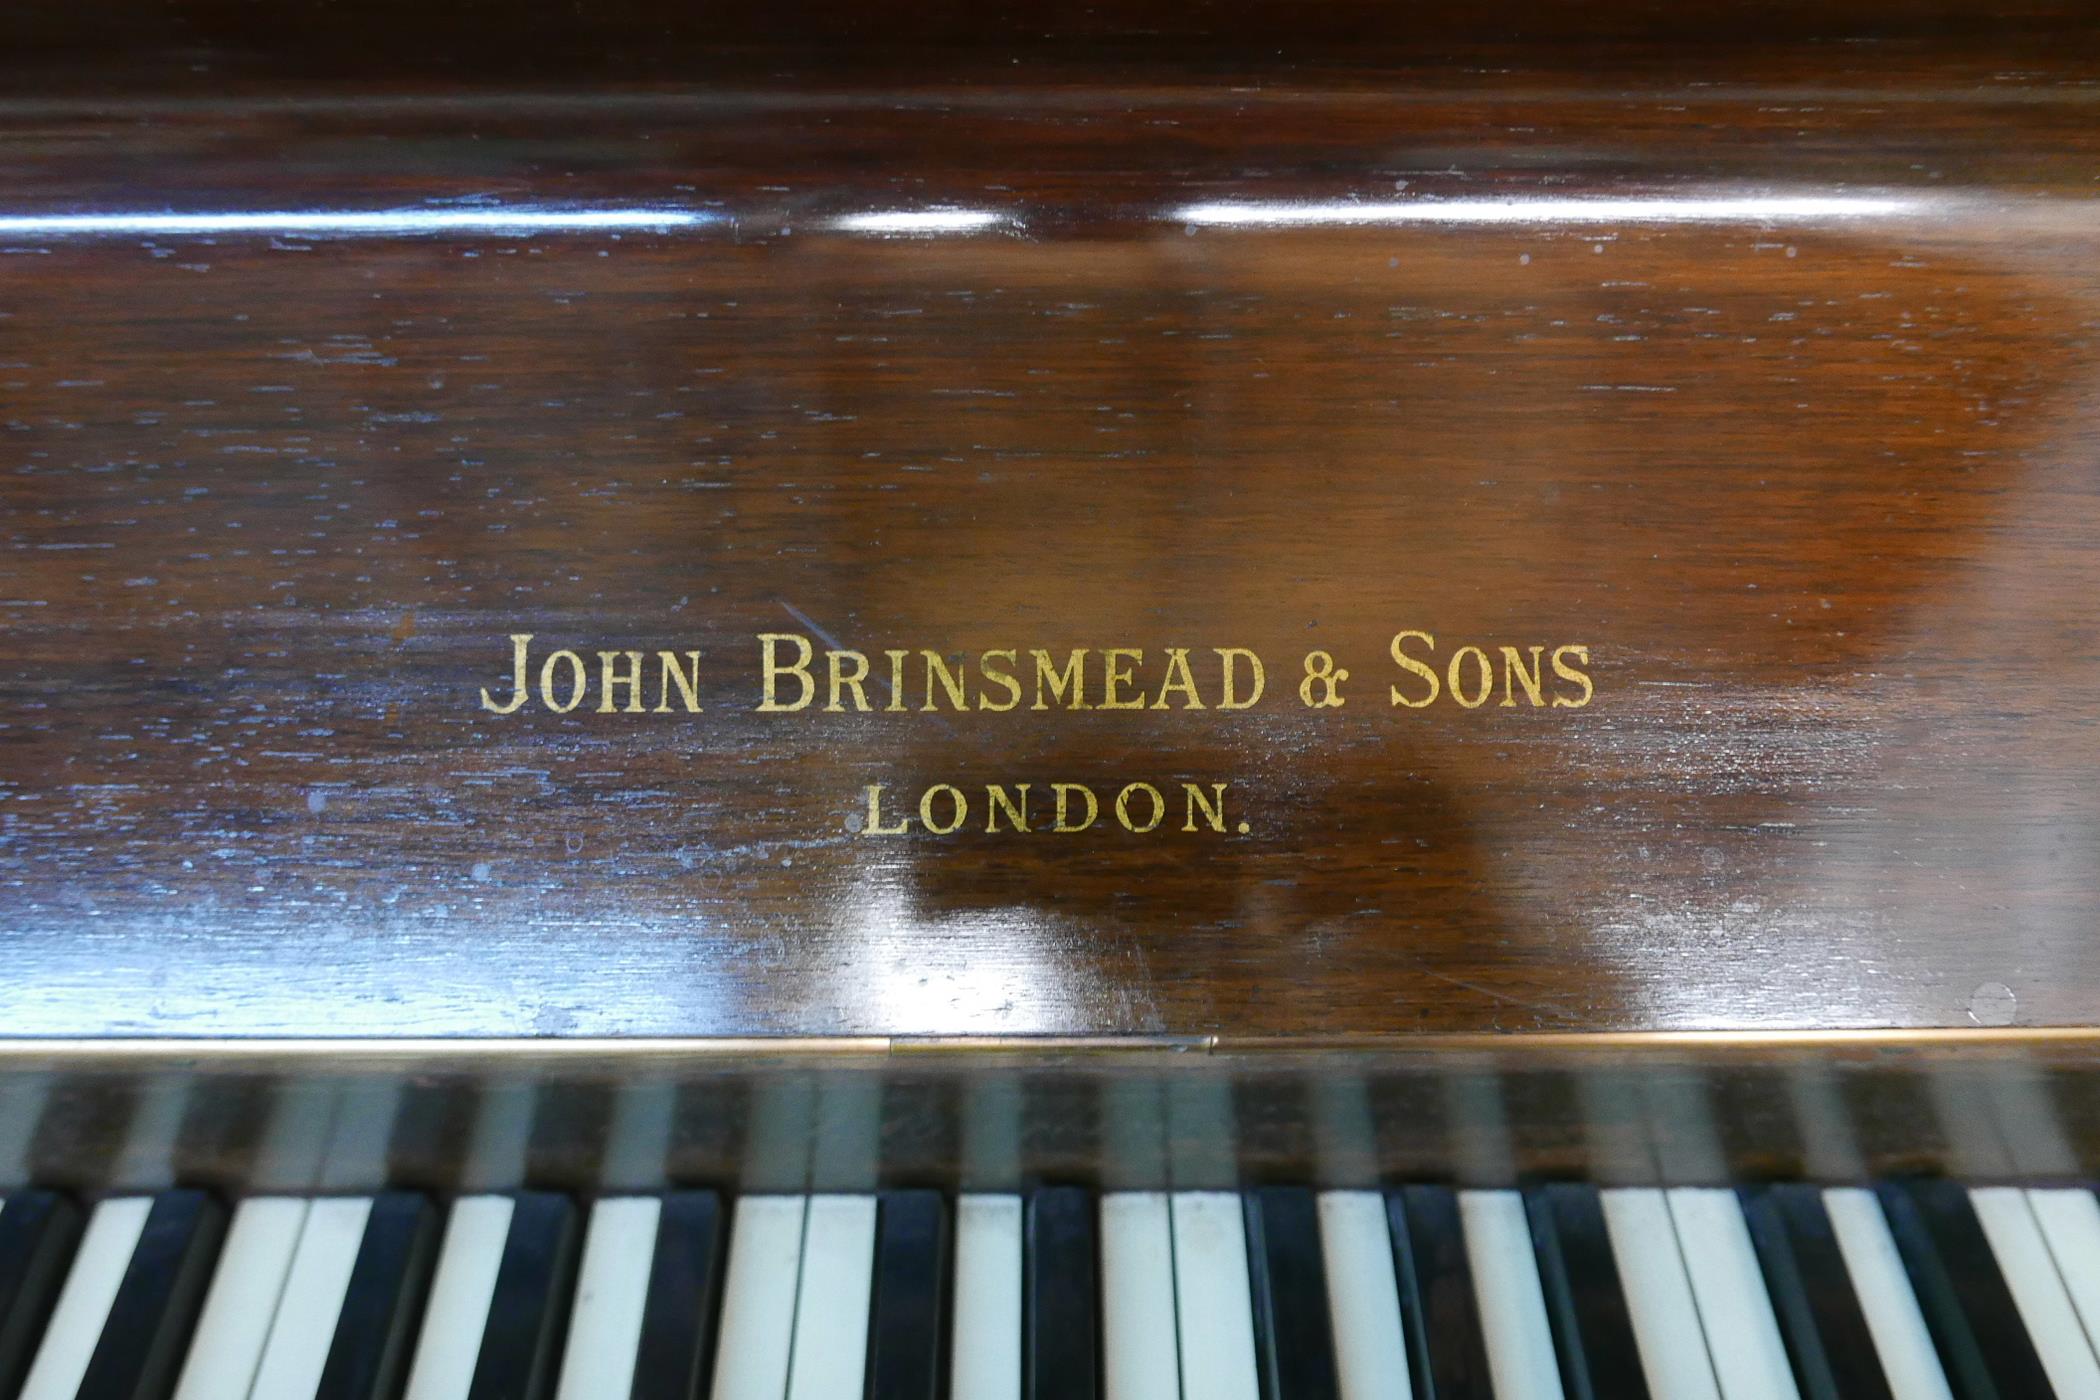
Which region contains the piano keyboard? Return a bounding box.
[3,1182,2100,1399]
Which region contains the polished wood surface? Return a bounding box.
[4,3,2100,1040]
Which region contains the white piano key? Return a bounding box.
[1166,1083,1238,1193]
[1924,1073,2013,1181]
[172,1197,311,1400]
[599,1085,678,1192]
[1666,1188,1801,1400]
[18,1196,154,1400]
[1459,1190,1565,1400]
[949,1195,1022,1400]
[249,1196,375,1399]
[1446,1069,1517,1187]
[710,1195,808,1400]
[1784,1067,1865,1184]
[1600,1188,1720,1400]
[1822,1188,1954,1400]
[1316,1191,1412,1400]
[1171,1192,1260,1400]
[1100,1192,1180,1400]
[319,1080,405,1194]
[1970,1186,2100,1396]
[809,1080,883,1195]
[742,1082,816,1195]
[1640,1076,1727,1186]
[1311,1080,1380,1188]
[784,1194,877,1400]
[251,1082,337,1192]
[1573,1074,1650,1191]
[960,1079,1023,1188]
[402,1194,515,1400]
[461,1084,539,1194]
[1104,1082,1168,1192]
[554,1196,662,1400]
[1987,1071,2079,1179]
[2028,1187,2100,1358]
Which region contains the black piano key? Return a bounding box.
[866,1190,949,1400]
[630,1191,726,1400]
[465,1191,581,1400]
[1524,1184,1650,1400]
[1741,1184,1893,1400]
[315,1191,439,1400]
[1243,1187,1341,1400]
[1877,1178,2053,1400]
[75,1189,226,1400]
[0,1191,81,1398]
[1025,1186,1098,1400]
[1388,1186,1492,1400]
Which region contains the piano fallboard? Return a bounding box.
[6,2,2100,1044]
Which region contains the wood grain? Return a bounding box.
[3,4,2099,1039]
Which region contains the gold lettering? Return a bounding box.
[654,651,704,713]
[1389,630,1440,707]
[986,783,1031,832]
[978,650,1022,712]
[919,784,967,835]
[1551,644,1594,708]
[1499,645,1545,708]
[850,778,1246,835]
[1030,649,1090,710]
[1114,782,1165,833]
[884,650,909,713]
[921,651,969,712]
[1052,782,1099,832]
[1182,782,1228,833]
[1151,648,1206,710]
[539,649,586,713]
[1101,648,1145,710]
[756,633,815,712]
[597,650,645,714]
[1448,646,1492,709]
[863,784,911,835]
[1216,648,1265,710]
[826,650,871,713]
[1299,650,1348,708]
[481,633,532,714]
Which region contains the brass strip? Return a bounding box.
[890,1035,1216,1055]
[0,1036,895,1069]
[0,1025,2098,1070]
[1209,1026,2100,1054]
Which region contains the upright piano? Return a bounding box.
[5,1,2100,1396]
